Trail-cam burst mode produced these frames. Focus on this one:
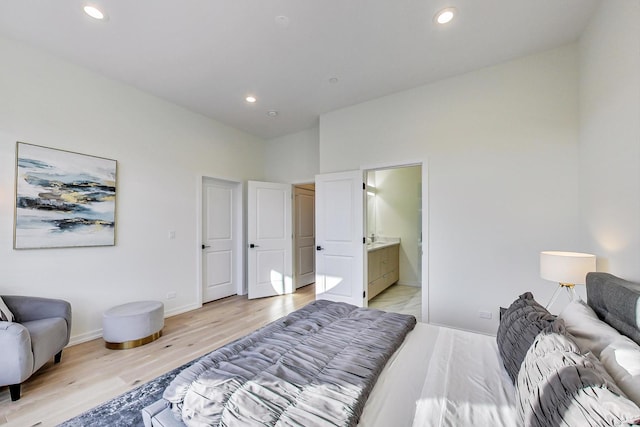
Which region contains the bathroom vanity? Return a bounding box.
[367,240,400,300]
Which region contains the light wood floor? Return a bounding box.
[0,285,316,427]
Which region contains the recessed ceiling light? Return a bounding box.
[434,7,456,25]
[328,77,339,84]
[267,110,278,117]
[245,96,257,103]
[84,5,106,20]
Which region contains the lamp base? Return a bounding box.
[545,283,576,310]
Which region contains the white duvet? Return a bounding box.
[360,323,516,427]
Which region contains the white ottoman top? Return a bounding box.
[104,300,163,318]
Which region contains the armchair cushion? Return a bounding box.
[25,318,68,371]
[0,296,15,322]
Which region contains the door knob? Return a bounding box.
[316,246,324,251]
[249,243,260,248]
[202,244,211,249]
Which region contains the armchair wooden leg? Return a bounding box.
[54,350,62,364]
[9,384,21,401]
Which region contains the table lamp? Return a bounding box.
[540,251,596,309]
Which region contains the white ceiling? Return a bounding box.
[0,0,600,139]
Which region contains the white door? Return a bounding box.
[294,185,315,288]
[248,181,293,299]
[202,178,239,302]
[315,170,365,306]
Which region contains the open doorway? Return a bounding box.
[365,165,422,320]
[294,184,316,289]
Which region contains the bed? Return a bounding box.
[143,272,640,426]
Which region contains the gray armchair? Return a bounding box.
[0,295,72,401]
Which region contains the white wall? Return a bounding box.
[6,4,636,343]
[373,167,421,286]
[579,0,640,281]
[0,36,265,343]
[264,127,319,184]
[320,45,583,333]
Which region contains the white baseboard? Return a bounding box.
[69,329,102,346]
[165,302,201,318]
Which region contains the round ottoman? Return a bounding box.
[102,300,164,349]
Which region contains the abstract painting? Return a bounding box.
[14,142,117,249]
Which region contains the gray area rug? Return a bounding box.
[57,359,197,427]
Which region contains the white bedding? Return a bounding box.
[145,275,640,427]
[360,323,516,427]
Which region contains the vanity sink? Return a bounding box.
[366,240,399,251]
[367,242,386,249]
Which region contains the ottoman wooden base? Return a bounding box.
[105,329,163,350]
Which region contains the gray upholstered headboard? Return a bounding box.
[586,272,640,345]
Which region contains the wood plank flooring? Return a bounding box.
[0,285,316,427]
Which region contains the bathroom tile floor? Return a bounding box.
[368,284,421,321]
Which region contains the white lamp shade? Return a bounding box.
[540,251,596,285]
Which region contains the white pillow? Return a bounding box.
[601,337,640,407]
[558,299,622,357]
[0,296,15,322]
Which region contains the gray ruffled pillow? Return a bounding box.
[497,292,555,383]
[516,326,640,426]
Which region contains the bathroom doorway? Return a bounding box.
[365,165,422,320]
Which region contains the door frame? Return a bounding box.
[196,175,244,306]
[360,159,428,323]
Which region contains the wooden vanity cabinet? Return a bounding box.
[367,243,399,300]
